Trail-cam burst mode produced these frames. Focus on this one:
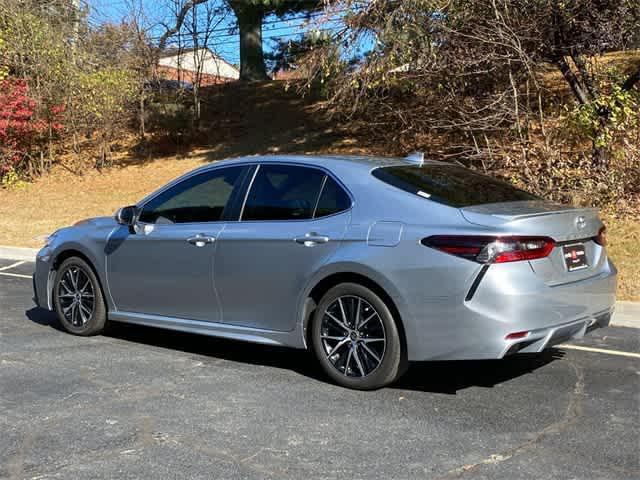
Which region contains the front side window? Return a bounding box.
[138,166,245,224]
[242,165,326,221]
[372,164,539,208]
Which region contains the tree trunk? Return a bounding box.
[229,1,269,81]
[555,56,589,105]
[569,50,598,100]
[139,92,146,139]
[193,82,201,132]
[555,57,608,168]
[592,113,610,171]
[622,66,640,92]
[581,64,639,170]
[592,145,608,170]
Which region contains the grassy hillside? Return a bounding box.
[0,76,638,300]
[0,82,370,249]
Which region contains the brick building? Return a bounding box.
[157,48,240,86]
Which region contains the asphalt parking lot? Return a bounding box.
[1,258,638,480]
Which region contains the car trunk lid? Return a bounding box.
[460,201,606,285]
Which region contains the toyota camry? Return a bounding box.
[33,154,617,389]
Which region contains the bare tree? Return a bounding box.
[124,0,158,139]
[184,0,227,126]
[158,0,210,51]
[302,0,640,165]
[296,0,639,207]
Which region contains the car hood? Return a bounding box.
[74,216,118,228]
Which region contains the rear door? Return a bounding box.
[214,164,352,331]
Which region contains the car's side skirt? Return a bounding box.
[108,311,307,349]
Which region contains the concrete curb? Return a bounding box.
[0,245,638,328]
[0,246,39,262]
[612,301,640,329]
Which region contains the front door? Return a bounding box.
[106,165,248,322]
[215,164,352,331]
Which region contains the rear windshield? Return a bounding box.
[371,164,539,208]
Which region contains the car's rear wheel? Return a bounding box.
[53,257,107,336]
[311,283,405,390]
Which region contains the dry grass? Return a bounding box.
[0,152,210,247]
[603,216,640,301]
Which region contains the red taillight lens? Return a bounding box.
[422,235,555,264]
[594,226,606,247]
[505,330,530,340]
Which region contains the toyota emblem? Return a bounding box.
[575,215,587,230]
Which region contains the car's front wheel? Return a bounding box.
[53,257,107,336]
[311,283,405,390]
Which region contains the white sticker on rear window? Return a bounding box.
[417,190,431,198]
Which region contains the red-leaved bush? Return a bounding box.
[0,78,64,177]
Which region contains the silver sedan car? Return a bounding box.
[34,155,617,389]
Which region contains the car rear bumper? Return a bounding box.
[403,258,617,361]
[500,308,612,356]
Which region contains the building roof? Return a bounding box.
[158,47,239,80]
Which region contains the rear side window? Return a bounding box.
[314,176,351,218]
[242,165,325,221]
[372,164,539,208]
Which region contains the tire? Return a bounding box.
[311,282,405,390]
[53,257,107,336]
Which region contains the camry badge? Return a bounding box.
[575,216,587,230]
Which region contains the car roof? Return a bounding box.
[202,154,448,174]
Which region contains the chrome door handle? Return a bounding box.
[186,234,216,247]
[294,233,330,246]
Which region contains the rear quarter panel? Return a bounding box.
[309,181,489,359]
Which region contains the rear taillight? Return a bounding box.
[422,235,555,264]
[505,330,530,340]
[594,226,607,247]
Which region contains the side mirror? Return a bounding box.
[115,205,137,226]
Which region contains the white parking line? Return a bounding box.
[0,261,25,271]
[559,344,640,359]
[0,272,31,279]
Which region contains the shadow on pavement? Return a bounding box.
[25,306,563,394]
[26,306,66,332]
[396,351,563,394]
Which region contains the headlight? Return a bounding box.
[44,230,60,248]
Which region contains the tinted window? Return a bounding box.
[372,165,539,208]
[139,166,245,224]
[314,176,351,218]
[242,165,325,221]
